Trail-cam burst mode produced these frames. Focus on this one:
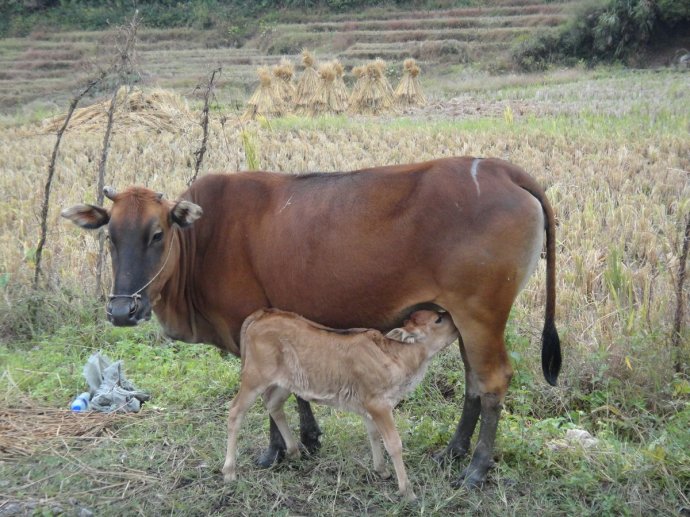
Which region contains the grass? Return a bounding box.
[0,46,689,516]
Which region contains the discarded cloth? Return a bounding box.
[82,352,150,413]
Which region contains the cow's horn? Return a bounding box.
[103,186,117,201]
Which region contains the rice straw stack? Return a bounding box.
[243,66,284,120]
[272,58,296,113]
[331,60,349,110]
[394,58,426,107]
[349,59,395,115]
[309,63,347,116]
[294,50,320,114]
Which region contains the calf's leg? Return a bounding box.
[367,403,415,501]
[362,415,390,479]
[257,396,321,467]
[223,384,262,482]
[264,387,300,459]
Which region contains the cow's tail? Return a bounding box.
[539,194,561,386]
[509,165,561,386]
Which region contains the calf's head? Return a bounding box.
[386,310,458,352]
[61,186,202,326]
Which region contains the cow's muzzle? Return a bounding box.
[107,294,151,326]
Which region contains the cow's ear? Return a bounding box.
[171,200,203,228]
[61,204,110,229]
[386,328,418,344]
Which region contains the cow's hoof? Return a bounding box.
[451,467,487,489]
[300,430,322,455]
[255,445,285,468]
[223,472,236,483]
[432,447,468,466]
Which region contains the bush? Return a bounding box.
[512,0,690,69]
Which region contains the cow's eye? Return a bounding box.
[435,315,443,324]
[151,231,164,244]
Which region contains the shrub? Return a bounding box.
[512,0,690,69]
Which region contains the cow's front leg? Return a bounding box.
[297,396,322,454]
[255,415,286,468]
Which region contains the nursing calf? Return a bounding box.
[222,308,459,501]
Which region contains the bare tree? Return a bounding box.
[95,11,141,297]
[188,67,222,186]
[33,76,104,290]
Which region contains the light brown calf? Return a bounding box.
[222,308,459,500]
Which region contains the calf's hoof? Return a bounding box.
[400,489,417,502]
[222,469,236,483]
[376,468,392,480]
[255,445,285,469]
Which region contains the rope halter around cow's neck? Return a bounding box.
[107,230,178,315]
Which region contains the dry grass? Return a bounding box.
[41,87,196,134]
[0,403,134,458]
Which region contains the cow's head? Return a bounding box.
[62,186,202,326]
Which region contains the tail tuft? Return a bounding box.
[541,320,561,386]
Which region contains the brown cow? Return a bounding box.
[223,308,460,500]
[62,156,561,487]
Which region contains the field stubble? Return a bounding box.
[0,68,689,514]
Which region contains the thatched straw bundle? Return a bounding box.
[243,66,285,120]
[294,50,320,114]
[349,59,395,115]
[272,58,296,112]
[42,87,194,134]
[394,58,426,107]
[309,63,347,116]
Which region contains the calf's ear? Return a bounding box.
[61,204,110,229]
[386,328,417,344]
[171,200,203,228]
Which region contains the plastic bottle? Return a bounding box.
[70,392,91,412]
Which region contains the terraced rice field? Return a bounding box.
[0,0,581,112]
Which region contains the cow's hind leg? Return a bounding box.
[297,397,322,454]
[434,335,481,464]
[257,397,321,467]
[264,387,300,459]
[256,417,286,468]
[447,309,513,488]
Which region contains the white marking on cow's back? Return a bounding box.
[470,158,481,196]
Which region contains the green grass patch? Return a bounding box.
[2,313,688,515]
